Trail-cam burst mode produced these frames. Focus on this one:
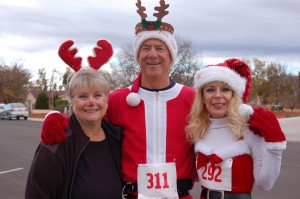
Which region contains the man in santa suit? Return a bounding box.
[42,0,197,198]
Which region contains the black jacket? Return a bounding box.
[25,114,123,199]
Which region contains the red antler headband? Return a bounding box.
[58,39,113,71]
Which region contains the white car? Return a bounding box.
[0,103,29,120]
[0,103,5,114]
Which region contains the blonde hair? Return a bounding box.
[185,87,246,141]
[66,68,111,113]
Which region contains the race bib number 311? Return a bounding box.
[137,163,179,199]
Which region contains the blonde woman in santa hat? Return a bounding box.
[186,58,286,199]
[26,40,124,198]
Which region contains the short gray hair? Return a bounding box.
[66,68,111,101]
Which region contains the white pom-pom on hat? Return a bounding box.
[238,104,254,121]
[126,72,142,107]
[126,93,141,107]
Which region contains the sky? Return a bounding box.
[1,0,300,81]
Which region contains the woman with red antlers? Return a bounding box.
[25,40,124,199]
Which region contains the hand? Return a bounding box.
[41,112,69,144]
[248,108,286,143]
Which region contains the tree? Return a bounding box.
[170,36,202,86]
[298,71,300,108]
[248,58,298,109]
[49,69,63,92]
[62,67,72,89]
[35,68,48,91]
[0,63,31,103]
[35,91,49,109]
[282,75,298,111]
[109,36,202,90]
[249,58,269,105]
[109,44,138,90]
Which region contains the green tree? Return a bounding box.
[54,99,69,113]
[35,91,49,109]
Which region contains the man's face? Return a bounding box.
[138,38,172,81]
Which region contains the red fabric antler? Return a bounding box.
[58,40,82,72]
[88,40,113,70]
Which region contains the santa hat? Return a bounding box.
[126,0,177,106]
[194,58,253,120]
[194,58,252,103]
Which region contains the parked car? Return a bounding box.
[0,103,29,120]
[271,104,284,111]
[0,103,5,114]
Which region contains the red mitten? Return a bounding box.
[41,112,69,144]
[248,107,286,150]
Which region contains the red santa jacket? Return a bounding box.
[106,83,197,182]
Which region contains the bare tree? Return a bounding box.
[248,58,299,109]
[0,63,31,103]
[282,75,298,111]
[35,68,48,91]
[109,44,138,90]
[249,58,270,105]
[171,36,202,86]
[109,36,202,90]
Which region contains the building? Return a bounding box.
[26,90,68,111]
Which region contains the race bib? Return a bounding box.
[197,159,233,191]
[137,163,179,199]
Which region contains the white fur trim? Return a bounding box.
[194,140,213,155]
[214,140,250,160]
[194,66,246,98]
[134,30,178,66]
[266,140,287,150]
[44,110,60,119]
[238,104,254,121]
[126,92,141,106]
[194,139,250,160]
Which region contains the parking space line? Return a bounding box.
[0,168,23,174]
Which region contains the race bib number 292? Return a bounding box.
[197,159,233,191]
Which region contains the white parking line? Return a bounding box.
[0,168,23,174]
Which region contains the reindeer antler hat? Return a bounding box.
[58,39,113,72]
[134,0,177,65]
[127,0,177,106]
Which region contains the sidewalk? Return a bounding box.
[278,117,300,142]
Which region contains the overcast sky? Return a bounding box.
[1,0,299,81]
